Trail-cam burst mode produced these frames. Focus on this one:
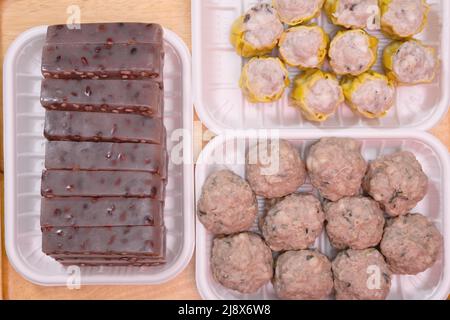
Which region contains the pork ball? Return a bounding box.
[274,250,334,300]
[332,249,392,300]
[261,193,325,251]
[211,232,274,294]
[198,170,258,235]
[363,151,428,217]
[307,137,367,201]
[380,213,443,275]
[246,139,307,199]
[325,196,385,250]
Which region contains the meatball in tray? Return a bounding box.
[195,132,449,300]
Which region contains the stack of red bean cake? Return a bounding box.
[40,23,167,267]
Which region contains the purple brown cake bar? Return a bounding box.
[44,111,165,144]
[56,259,165,267]
[41,170,165,199]
[41,79,163,117]
[40,22,168,267]
[51,253,166,259]
[41,197,164,228]
[42,226,166,257]
[41,43,164,81]
[45,141,167,178]
[59,262,164,267]
[57,259,165,267]
[46,23,163,45]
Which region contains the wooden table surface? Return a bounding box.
[0,0,448,300]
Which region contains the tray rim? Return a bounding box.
[194,130,450,300]
[3,25,195,286]
[191,0,450,135]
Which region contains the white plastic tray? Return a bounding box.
[192,0,450,134]
[195,131,450,300]
[3,26,194,286]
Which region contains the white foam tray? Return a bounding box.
[3,26,194,286]
[195,131,450,300]
[192,0,450,134]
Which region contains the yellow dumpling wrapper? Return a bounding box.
[324,0,380,29]
[230,13,281,58]
[291,69,344,122]
[380,0,429,39]
[278,25,329,69]
[382,39,437,85]
[240,57,290,103]
[324,0,344,27]
[329,29,378,76]
[273,0,325,26]
[341,71,396,119]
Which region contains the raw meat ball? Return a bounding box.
[363,151,428,217]
[325,196,385,250]
[332,249,392,300]
[198,170,258,235]
[246,139,307,199]
[383,40,437,85]
[381,213,443,275]
[261,193,325,251]
[381,0,429,38]
[329,29,378,76]
[307,137,367,201]
[274,250,334,300]
[273,0,325,25]
[230,3,284,57]
[211,232,273,294]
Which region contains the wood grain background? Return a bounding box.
[0,0,448,300]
